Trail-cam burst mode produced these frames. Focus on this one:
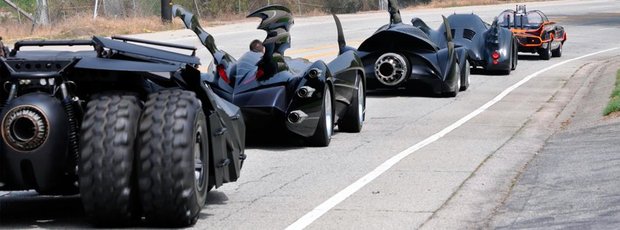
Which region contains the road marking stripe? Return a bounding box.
[285,47,620,230]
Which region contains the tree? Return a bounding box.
[35,0,49,25]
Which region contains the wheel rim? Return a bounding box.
[357,78,364,124]
[324,88,333,138]
[194,127,206,191]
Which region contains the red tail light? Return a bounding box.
[256,67,265,79]
[216,64,230,84]
[492,51,500,60]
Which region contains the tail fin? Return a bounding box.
[487,17,500,44]
[172,5,219,61]
[442,15,453,43]
[332,14,346,54]
[388,0,402,24]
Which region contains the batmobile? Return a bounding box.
[0,33,246,226]
[498,5,567,60]
[413,14,518,74]
[347,0,469,96]
[173,5,365,147]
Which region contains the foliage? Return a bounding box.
[603,69,620,116]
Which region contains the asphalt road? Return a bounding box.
[2,0,620,229]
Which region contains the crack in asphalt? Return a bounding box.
[218,172,310,221]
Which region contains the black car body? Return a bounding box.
[174,5,366,147]
[498,5,567,60]
[414,14,518,74]
[349,0,469,96]
[0,34,245,226]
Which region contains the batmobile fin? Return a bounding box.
[247,5,294,55]
[487,17,501,44]
[247,5,294,76]
[332,14,346,55]
[172,5,217,58]
[411,17,432,36]
[388,0,402,24]
[442,15,453,42]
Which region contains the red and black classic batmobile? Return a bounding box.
[498,5,567,60]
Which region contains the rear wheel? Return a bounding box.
[308,86,333,147]
[445,63,461,97]
[459,59,470,91]
[539,41,552,60]
[79,93,142,226]
[137,89,209,227]
[511,41,519,70]
[338,73,364,133]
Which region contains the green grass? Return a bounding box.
[0,0,36,13]
[603,69,620,116]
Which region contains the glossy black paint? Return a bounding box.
[173,5,365,141]
[419,14,517,73]
[0,35,245,192]
[352,0,465,95]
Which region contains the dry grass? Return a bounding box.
[1,15,191,43]
[409,0,550,8]
[413,0,548,8]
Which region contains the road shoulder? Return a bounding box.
[421,57,620,229]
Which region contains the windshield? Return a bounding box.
[498,11,544,29]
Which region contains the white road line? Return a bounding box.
[285,47,620,230]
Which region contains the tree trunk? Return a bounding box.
[104,0,124,18]
[35,0,49,25]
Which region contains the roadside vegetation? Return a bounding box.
[603,69,620,116]
[0,0,545,42]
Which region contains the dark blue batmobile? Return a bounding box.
[342,0,470,96]
[174,5,366,147]
[414,13,518,74]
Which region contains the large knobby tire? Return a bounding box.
[459,59,470,91]
[308,86,334,147]
[79,93,142,226]
[137,89,209,227]
[338,73,365,133]
[552,42,563,57]
[539,41,552,60]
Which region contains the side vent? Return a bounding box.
[463,29,476,40]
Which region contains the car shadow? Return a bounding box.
[0,191,88,228]
[518,54,543,60]
[365,88,442,98]
[1,189,232,227]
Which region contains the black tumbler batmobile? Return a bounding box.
[414,14,518,74]
[349,0,469,96]
[173,5,365,147]
[0,33,245,226]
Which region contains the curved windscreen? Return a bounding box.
[498,11,545,29]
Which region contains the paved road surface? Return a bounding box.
[1,0,620,229]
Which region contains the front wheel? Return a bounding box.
[137,89,209,227]
[338,73,365,133]
[308,86,334,147]
[552,42,563,57]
